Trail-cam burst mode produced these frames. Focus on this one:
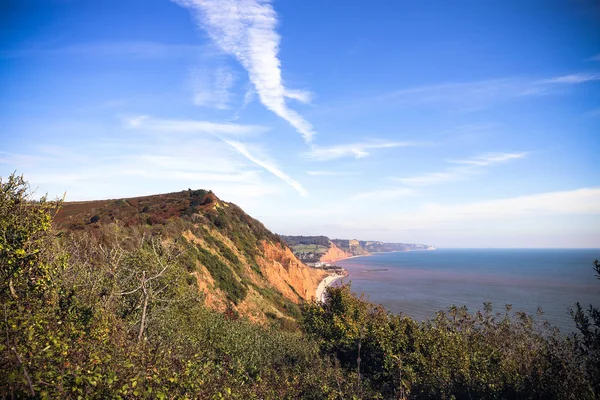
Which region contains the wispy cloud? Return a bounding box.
[305,141,415,161]
[3,129,293,202]
[350,188,417,202]
[221,139,307,196]
[395,171,466,186]
[189,66,237,109]
[230,86,256,121]
[0,41,204,59]
[419,188,600,220]
[317,72,600,117]
[126,115,267,136]
[449,152,528,167]
[126,115,305,195]
[174,0,317,142]
[539,73,600,84]
[589,54,600,62]
[394,152,527,186]
[285,89,313,104]
[344,188,600,240]
[305,170,356,176]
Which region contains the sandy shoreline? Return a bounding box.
[328,249,426,264]
[327,254,369,263]
[315,274,344,302]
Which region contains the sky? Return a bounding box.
[1,0,599,248]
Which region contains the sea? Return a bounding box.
[334,249,600,334]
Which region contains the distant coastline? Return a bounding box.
[327,248,435,264]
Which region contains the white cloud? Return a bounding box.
[305,141,413,161]
[539,73,600,84]
[350,188,417,202]
[126,115,305,195]
[174,0,317,142]
[231,86,256,121]
[220,139,308,196]
[449,152,528,167]
[395,152,527,186]
[285,89,313,103]
[189,66,237,109]
[125,115,267,136]
[5,132,296,202]
[318,72,600,117]
[305,170,355,176]
[420,188,600,221]
[395,170,467,186]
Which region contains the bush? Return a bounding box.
[302,284,595,399]
[193,244,247,304]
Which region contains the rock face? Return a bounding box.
[55,189,326,323]
[330,239,370,257]
[282,235,436,263]
[318,242,351,263]
[259,241,326,301]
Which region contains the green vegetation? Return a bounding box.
[1,173,598,399]
[1,174,353,399]
[292,244,329,254]
[303,285,595,399]
[192,244,248,305]
[570,259,600,395]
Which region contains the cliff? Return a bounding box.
[282,235,435,262]
[318,242,351,262]
[55,189,326,323]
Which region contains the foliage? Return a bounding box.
[570,259,600,395]
[192,243,248,304]
[1,173,597,399]
[0,173,63,302]
[0,174,359,398]
[302,284,595,399]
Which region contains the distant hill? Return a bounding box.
[282,235,434,263]
[55,189,326,323]
[332,239,435,255]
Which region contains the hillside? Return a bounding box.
[332,239,435,255]
[282,235,434,263]
[55,189,327,323]
[279,235,350,263]
[3,174,597,398]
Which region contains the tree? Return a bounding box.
[571,259,600,394]
[0,173,63,396]
[0,173,63,302]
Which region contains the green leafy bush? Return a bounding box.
[193,244,248,304]
[302,284,595,399]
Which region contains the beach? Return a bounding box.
[315,274,344,302]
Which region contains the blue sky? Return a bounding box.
[1,0,599,247]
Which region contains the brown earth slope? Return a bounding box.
[318,242,351,263]
[55,189,326,323]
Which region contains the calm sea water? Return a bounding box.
[335,249,600,333]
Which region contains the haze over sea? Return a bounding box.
[335,249,600,333]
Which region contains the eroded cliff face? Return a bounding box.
[183,227,326,323]
[259,241,327,301]
[318,242,351,263]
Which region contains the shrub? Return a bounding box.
[193,244,247,304]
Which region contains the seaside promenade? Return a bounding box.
[315,274,344,302]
